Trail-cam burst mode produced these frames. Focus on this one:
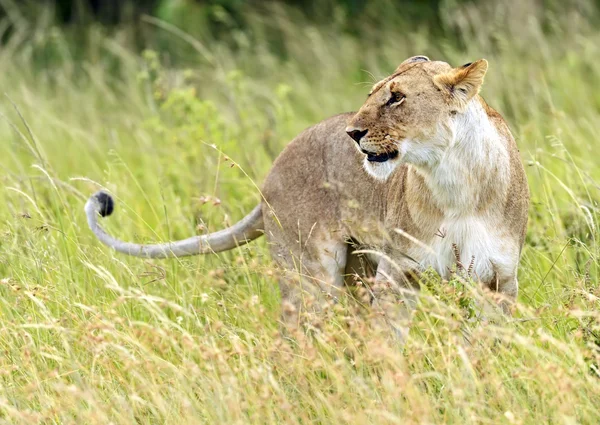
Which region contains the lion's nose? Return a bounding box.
[346,128,368,144]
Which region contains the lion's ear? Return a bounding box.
[433,59,488,109]
[395,55,429,72]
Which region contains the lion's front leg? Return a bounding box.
[370,256,420,343]
[484,267,519,318]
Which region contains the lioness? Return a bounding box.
[85,56,529,337]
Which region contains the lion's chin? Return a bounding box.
[363,155,401,180]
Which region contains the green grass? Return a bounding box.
[0,1,600,424]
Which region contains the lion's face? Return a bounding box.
[346,56,488,180]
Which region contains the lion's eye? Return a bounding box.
[386,92,406,106]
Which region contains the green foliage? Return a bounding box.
[0,0,600,424]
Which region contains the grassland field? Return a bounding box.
[0,1,599,424]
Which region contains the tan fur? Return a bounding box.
[261,57,529,335]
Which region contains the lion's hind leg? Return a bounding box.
[272,238,349,332]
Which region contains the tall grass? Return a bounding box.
[0,0,599,423]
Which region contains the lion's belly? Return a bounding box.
[405,216,517,283]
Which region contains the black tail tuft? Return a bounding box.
[94,191,114,217]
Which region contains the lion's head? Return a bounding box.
[346,56,489,180]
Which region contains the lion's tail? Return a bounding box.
[84,191,263,258]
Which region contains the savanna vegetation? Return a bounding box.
[0,0,599,423]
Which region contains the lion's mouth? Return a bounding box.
[363,149,399,163]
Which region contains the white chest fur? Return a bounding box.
[406,215,517,282]
[401,101,517,283]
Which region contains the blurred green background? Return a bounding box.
[6,0,600,64]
